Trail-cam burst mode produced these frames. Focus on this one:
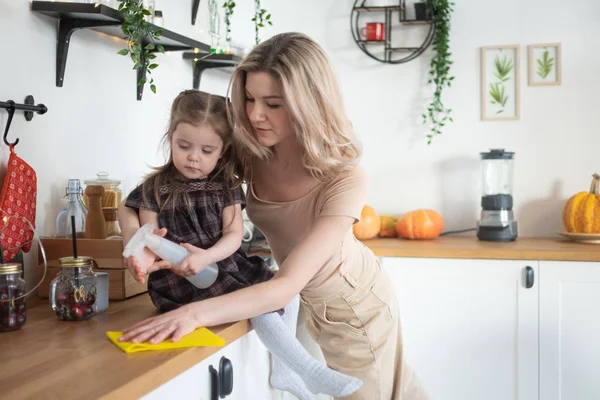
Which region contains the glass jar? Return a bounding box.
[0,263,27,332]
[102,207,121,238]
[50,257,97,321]
[83,172,122,209]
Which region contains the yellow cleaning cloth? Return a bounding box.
[107,328,226,353]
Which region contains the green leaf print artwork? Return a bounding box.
[493,54,513,82]
[536,49,555,79]
[489,82,508,114]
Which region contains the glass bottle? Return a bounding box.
[0,263,27,332]
[50,256,97,321]
[56,179,87,238]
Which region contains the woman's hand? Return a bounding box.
[172,243,214,277]
[124,228,171,284]
[119,304,200,344]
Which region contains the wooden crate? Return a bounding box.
[37,237,147,300]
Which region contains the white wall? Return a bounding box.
[0,0,598,285]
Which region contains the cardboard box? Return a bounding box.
[37,237,147,300]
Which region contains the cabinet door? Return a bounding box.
[381,257,538,400]
[142,330,277,400]
[540,261,600,400]
[141,349,220,400]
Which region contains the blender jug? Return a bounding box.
[476,149,518,241]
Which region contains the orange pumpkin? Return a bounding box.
[563,173,600,233]
[379,215,398,237]
[396,209,444,239]
[353,205,381,240]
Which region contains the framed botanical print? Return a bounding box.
[481,45,520,121]
[528,43,562,86]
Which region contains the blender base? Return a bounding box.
[477,222,518,242]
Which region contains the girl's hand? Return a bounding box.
[119,304,200,344]
[172,243,214,277]
[124,228,171,284]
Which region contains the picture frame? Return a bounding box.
[480,45,520,121]
[528,43,562,86]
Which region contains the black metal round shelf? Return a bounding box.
[351,1,436,64]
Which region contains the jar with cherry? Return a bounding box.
[50,256,97,321]
[0,263,27,332]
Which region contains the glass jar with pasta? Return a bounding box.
[83,172,123,209]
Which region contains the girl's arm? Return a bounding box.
[175,204,243,276]
[205,204,244,264]
[120,214,355,343]
[118,199,170,282]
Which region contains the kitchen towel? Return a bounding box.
[0,144,37,261]
[107,328,225,353]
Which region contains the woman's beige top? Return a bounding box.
[246,166,373,289]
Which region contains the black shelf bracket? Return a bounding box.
[192,0,201,25]
[57,19,121,87]
[183,53,241,90]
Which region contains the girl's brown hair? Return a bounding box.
[142,90,242,213]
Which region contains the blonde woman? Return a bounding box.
[118,32,429,400]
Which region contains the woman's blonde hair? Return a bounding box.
[142,90,242,214]
[228,32,362,182]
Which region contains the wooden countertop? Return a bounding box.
[360,236,600,262]
[0,295,251,399]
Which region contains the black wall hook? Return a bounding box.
[1,95,48,147]
[2,101,18,147]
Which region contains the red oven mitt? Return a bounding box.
[0,145,37,261]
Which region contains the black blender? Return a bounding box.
[476,149,518,242]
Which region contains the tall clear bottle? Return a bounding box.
[56,179,88,238]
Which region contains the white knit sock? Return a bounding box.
[251,295,362,398]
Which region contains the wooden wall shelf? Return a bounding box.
[31,1,212,100]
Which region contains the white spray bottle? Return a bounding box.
[122,223,219,289]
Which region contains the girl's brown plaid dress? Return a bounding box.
[125,177,274,312]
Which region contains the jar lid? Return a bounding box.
[58,256,93,267]
[84,172,121,186]
[480,148,515,160]
[0,263,22,274]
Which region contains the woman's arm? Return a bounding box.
[120,214,354,343]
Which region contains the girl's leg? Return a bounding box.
[251,295,362,397]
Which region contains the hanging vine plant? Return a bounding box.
[252,0,272,45]
[223,0,236,47]
[422,0,455,144]
[116,0,164,94]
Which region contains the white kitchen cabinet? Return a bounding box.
[539,261,600,400]
[381,257,539,400]
[142,330,277,400]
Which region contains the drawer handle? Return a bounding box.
[209,365,219,400]
[219,356,234,398]
[525,266,534,289]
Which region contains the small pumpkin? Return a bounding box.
[563,173,600,233]
[353,205,381,240]
[379,215,398,237]
[396,209,444,239]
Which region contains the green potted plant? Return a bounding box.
[116,0,164,94]
[422,0,455,144]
